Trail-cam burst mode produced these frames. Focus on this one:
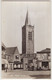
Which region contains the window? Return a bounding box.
[15,56,19,59]
[28,32,32,40]
[28,60,33,63]
[8,56,10,60]
[27,54,30,57]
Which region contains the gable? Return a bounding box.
[14,47,19,55]
[5,47,16,56]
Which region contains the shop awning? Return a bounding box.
[14,61,22,64]
[2,59,8,64]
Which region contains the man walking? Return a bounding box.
[5,64,8,72]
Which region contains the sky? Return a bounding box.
[2,1,51,53]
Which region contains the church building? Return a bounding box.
[22,11,37,70]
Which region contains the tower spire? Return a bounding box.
[25,10,30,25]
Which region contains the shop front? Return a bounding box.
[28,59,34,71]
[37,60,50,70]
[42,61,49,70]
[13,61,23,69]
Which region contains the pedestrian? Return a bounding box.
[5,64,8,72]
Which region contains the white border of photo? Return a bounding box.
[0,0,51,80]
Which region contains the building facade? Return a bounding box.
[37,48,51,70]
[2,42,8,70]
[5,47,21,70]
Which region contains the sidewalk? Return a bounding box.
[1,69,51,79]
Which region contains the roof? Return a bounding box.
[25,10,31,26]
[5,47,17,55]
[37,60,50,62]
[37,48,51,54]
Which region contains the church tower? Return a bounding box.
[22,11,34,54]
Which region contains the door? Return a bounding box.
[2,64,5,70]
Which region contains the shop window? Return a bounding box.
[42,62,48,67]
[21,59,23,62]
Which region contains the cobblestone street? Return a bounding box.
[1,69,51,79]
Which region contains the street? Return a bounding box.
[1,69,51,79]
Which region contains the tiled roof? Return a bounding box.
[5,47,17,55]
[37,48,51,53]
